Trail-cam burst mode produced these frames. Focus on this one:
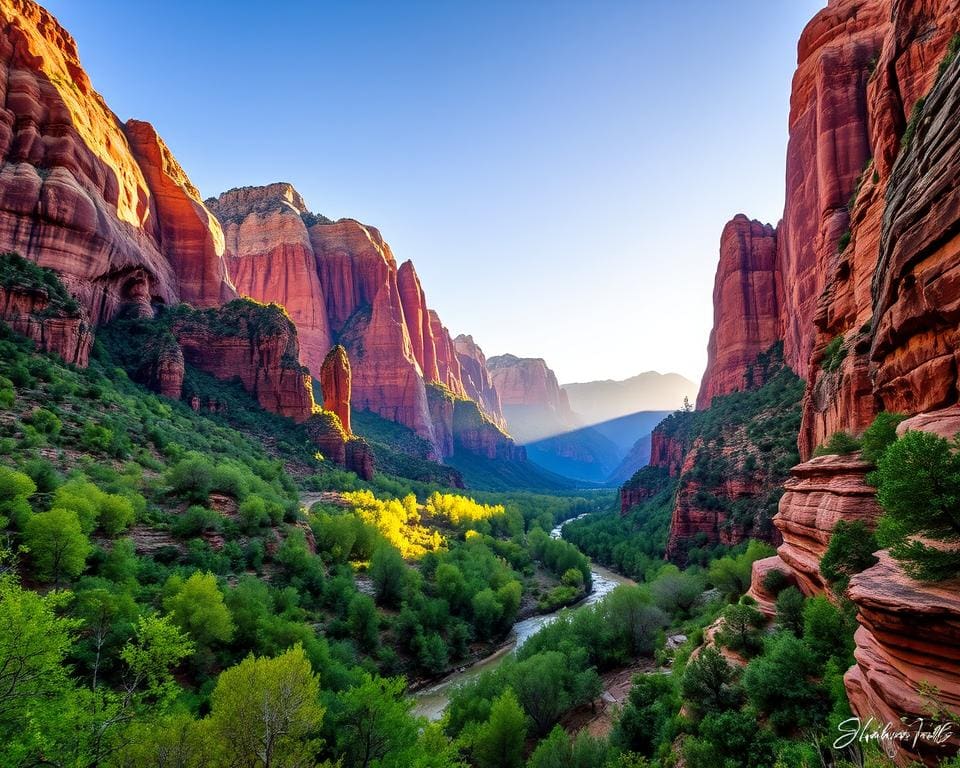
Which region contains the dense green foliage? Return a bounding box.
[819,520,879,592]
[872,429,960,580]
[0,251,80,314]
[813,431,862,457]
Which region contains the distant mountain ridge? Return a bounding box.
[486,356,685,484]
[562,371,694,424]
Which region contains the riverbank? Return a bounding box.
[412,550,636,721]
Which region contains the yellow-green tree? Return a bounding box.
[208,645,323,768]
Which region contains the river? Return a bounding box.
[412,515,634,721]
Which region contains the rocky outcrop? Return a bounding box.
[319,344,352,435]
[0,282,91,365]
[209,184,514,460]
[0,1,235,325]
[648,425,688,477]
[773,454,882,595]
[620,465,672,515]
[665,438,778,560]
[206,184,331,374]
[397,260,439,384]
[454,334,505,429]
[426,383,524,461]
[845,551,960,766]
[696,216,780,409]
[124,120,235,309]
[170,300,315,423]
[896,406,960,442]
[747,555,796,618]
[870,49,960,419]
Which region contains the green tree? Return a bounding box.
[0,574,78,745]
[775,586,805,636]
[680,646,741,717]
[708,541,772,600]
[370,544,407,607]
[0,466,35,529]
[820,520,879,592]
[163,571,234,648]
[650,566,703,617]
[24,508,90,584]
[802,595,853,665]
[860,411,905,465]
[471,588,502,640]
[334,673,419,768]
[511,650,598,736]
[611,673,678,757]
[716,602,765,656]
[743,633,825,732]
[208,645,323,768]
[471,688,527,768]
[872,430,960,579]
[348,593,380,652]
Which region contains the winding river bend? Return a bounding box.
[412,515,634,721]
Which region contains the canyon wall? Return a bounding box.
[0,0,236,324]
[206,183,515,461]
[696,216,780,409]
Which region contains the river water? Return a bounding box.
[412,515,634,721]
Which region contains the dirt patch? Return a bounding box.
[561,658,657,738]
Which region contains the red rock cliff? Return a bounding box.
[208,183,514,460]
[206,184,331,374]
[454,334,506,430]
[320,344,352,435]
[0,1,235,325]
[696,216,780,409]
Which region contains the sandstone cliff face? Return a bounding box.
[696,0,960,458]
[845,551,960,766]
[696,216,780,409]
[0,282,91,364]
[664,435,780,561]
[0,1,235,326]
[488,353,572,413]
[773,454,881,595]
[170,301,315,424]
[648,425,687,477]
[397,260,439,384]
[453,334,505,430]
[797,0,960,457]
[206,184,331,374]
[320,344,352,435]
[208,183,516,460]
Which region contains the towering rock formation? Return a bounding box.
[206,184,332,374]
[207,183,516,461]
[697,216,780,409]
[320,344,352,434]
[0,0,236,324]
[397,260,439,384]
[453,334,505,430]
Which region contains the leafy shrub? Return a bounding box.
[819,520,879,591]
[860,411,905,464]
[820,335,847,373]
[775,586,805,636]
[873,430,960,580]
[813,431,862,457]
[761,568,790,596]
[901,96,927,149]
[837,231,851,253]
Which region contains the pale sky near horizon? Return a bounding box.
[44,0,824,385]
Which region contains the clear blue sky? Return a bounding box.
[44,0,823,385]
